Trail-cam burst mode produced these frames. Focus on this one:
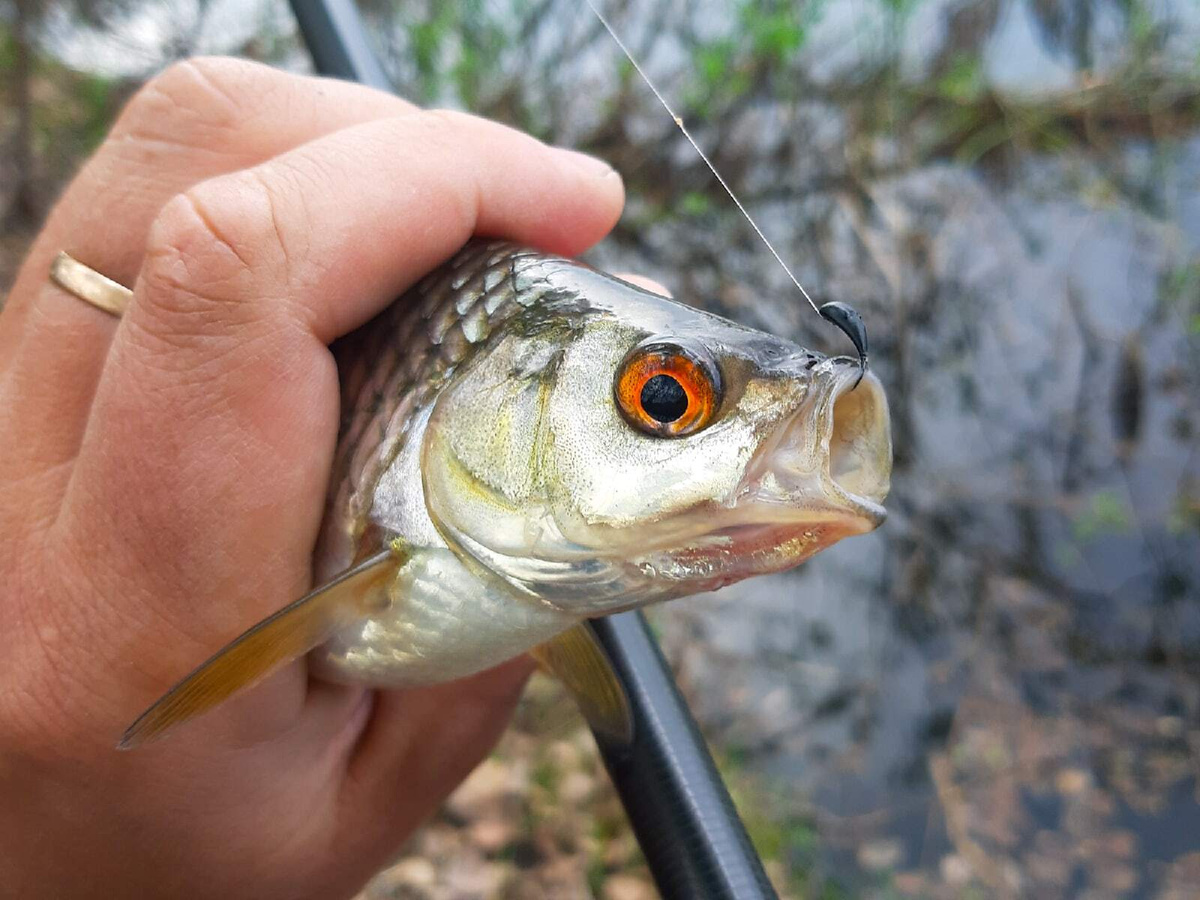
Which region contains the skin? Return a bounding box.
[0,58,624,899]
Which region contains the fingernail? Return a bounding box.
[558,148,617,178]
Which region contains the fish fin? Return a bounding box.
[531,622,633,746]
[119,548,403,749]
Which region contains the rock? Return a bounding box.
[1099,829,1137,860]
[468,817,519,854]
[1156,852,1200,900]
[443,857,512,898]
[891,871,928,895]
[1091,861,1138,894]
[1155,716,1184,738]
[446,758,520,820]
[857,838,903,871]
[1056,768,1093,796]
[940,854,972,886]
[367,857,437,898]
[560,771,595,804]
[547,739,582,771]
[600,832,639,869]
[602,873,657,900]
[1028,830,1073,888]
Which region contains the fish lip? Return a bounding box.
[736,359,891,532]
[821,363,891,527]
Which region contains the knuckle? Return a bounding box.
[146,189,244,294]
[148,175,277,283]
[111,56,270,147]
[139,180,276,334]
[136,167,305,354]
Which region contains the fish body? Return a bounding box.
[312,241,891,686]
[120,240,892,746]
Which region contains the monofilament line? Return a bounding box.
[584,0,822,317]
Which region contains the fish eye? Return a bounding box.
[614,340,722,437]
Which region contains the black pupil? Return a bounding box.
[640,374,688,424]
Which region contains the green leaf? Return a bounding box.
[1072,491,1134,542]
[679,191,712,217]
[938,54,985,103]
[744,8,806,63]
[696,39,736,89]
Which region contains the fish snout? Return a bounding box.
[741,359,892,533]
[824,363,891,528]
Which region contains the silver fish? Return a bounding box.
[120,241,891,747]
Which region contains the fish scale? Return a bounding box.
[321,241,555,572]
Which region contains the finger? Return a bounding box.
[0,57,417,502]
[615,271,672,297]
[337,658,534,857]
[7,57,416,314]
[54,111,622,720]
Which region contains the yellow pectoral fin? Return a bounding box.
[531,622,633,746]
[119,548,404,749]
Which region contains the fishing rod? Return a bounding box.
[287,2,781,898]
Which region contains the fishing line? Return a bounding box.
[583,0,818,315]
[583,0,869,380]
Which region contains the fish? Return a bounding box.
[119,240,892,748]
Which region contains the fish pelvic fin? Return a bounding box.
[118,547,405,749]
[531,622,633,747]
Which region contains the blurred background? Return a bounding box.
[2,0,1199,897]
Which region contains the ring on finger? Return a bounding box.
[49,253,131,318]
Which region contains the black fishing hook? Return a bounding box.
[819,300,868,387]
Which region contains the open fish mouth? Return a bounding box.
[822,366,892,525]
[737,359,892,534]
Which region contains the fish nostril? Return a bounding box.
[828,376,892,505]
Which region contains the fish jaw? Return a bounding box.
[737,359,891,530]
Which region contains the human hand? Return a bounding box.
[0,58,623,898]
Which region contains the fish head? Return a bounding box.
[422,266,891,614]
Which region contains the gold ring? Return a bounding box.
[49,252,131,318]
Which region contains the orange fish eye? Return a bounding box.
[614,341,722,437]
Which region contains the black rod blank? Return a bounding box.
[291,0,391,91]
[591,613,780,900]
